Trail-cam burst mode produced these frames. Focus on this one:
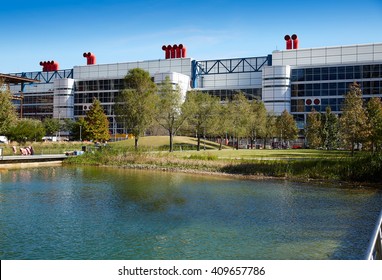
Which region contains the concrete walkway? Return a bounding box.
[0,154,67,161]
[0,155,67,169]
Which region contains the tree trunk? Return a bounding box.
[169,133,174,152]
[219,137,223,150]
[134,137,139,151]
[197,134,201,151]
[236,136,239,150]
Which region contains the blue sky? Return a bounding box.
[1,0,382,73]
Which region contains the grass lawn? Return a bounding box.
[2,136,351,161]
[109,136,351,160]
[109,136,228,151]
[60,136,380,183]
[173,148,351,160]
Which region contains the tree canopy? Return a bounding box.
[155,77,190,152]
[366,97,382,153]
[7,119,45,143]
[83,98,110,142]
[115,68,157,150]
[0,82,18,135]
[43,117,60,136]
[305,108,322,148]
[340,82,370,155]
[227,92,251,149]
[276,110,298,146]
[247,100,267,149]
[184,90,220,151]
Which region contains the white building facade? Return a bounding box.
[7,41,382,135]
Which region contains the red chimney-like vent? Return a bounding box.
[83,52,96,65]
[162,44,187,59]
[291,34,299,49]
[39,60,59,72]
[284,34,299,50]
[284,35,292,50]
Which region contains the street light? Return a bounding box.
[79,125,82,142]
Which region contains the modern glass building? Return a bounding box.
[5,40,382,136]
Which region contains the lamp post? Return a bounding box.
[79,125,82,142]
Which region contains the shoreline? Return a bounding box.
[64,161,381,190]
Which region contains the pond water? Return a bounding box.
[0,166,381,260]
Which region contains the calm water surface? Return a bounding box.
[0,166,381,260]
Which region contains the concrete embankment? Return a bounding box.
[0,155,67,170]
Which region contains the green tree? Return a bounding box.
[227,92,251,150]
[7,119,45,143]
[340,82,370,155]
[43,117,60,136]
[305,108,322,148]
[0,81,18,135]
[155,77,190,152]
[115,68,157,150]
[263,114,277,149]
[366,97,382,153]
[247,100,267,149]
[276,110,298,147]
[184,90,220,151]
[84,99,110,142]
[64,118,86,141]
[321,106,339,150]
[209,102,230,150]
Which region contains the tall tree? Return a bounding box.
[305,108,322,148]
[247,100,267,149]
[227,92,251,150]
[155,77,190,152]
[115,68,157,150]
[263,114,277,149]
[321,106,339,150]
[0,81,18,135]
[209,102,231,150]
[184,90,220,151]
[340,82,370,155]
[276,110,298,147]
[366,97,382,153]
[84,98,110,142]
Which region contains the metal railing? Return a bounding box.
[366,210,382,260]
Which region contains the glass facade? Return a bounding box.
[73,79,123,115]
[290,64,382,114]
[73,79,125,133]
[205,88,262,101]
[15,93,54,120]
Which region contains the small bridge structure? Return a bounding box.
[366,210,382,260]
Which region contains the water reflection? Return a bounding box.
[0,166,381,260]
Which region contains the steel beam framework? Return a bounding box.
[192,55,272,88]
[11,69,74,84]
